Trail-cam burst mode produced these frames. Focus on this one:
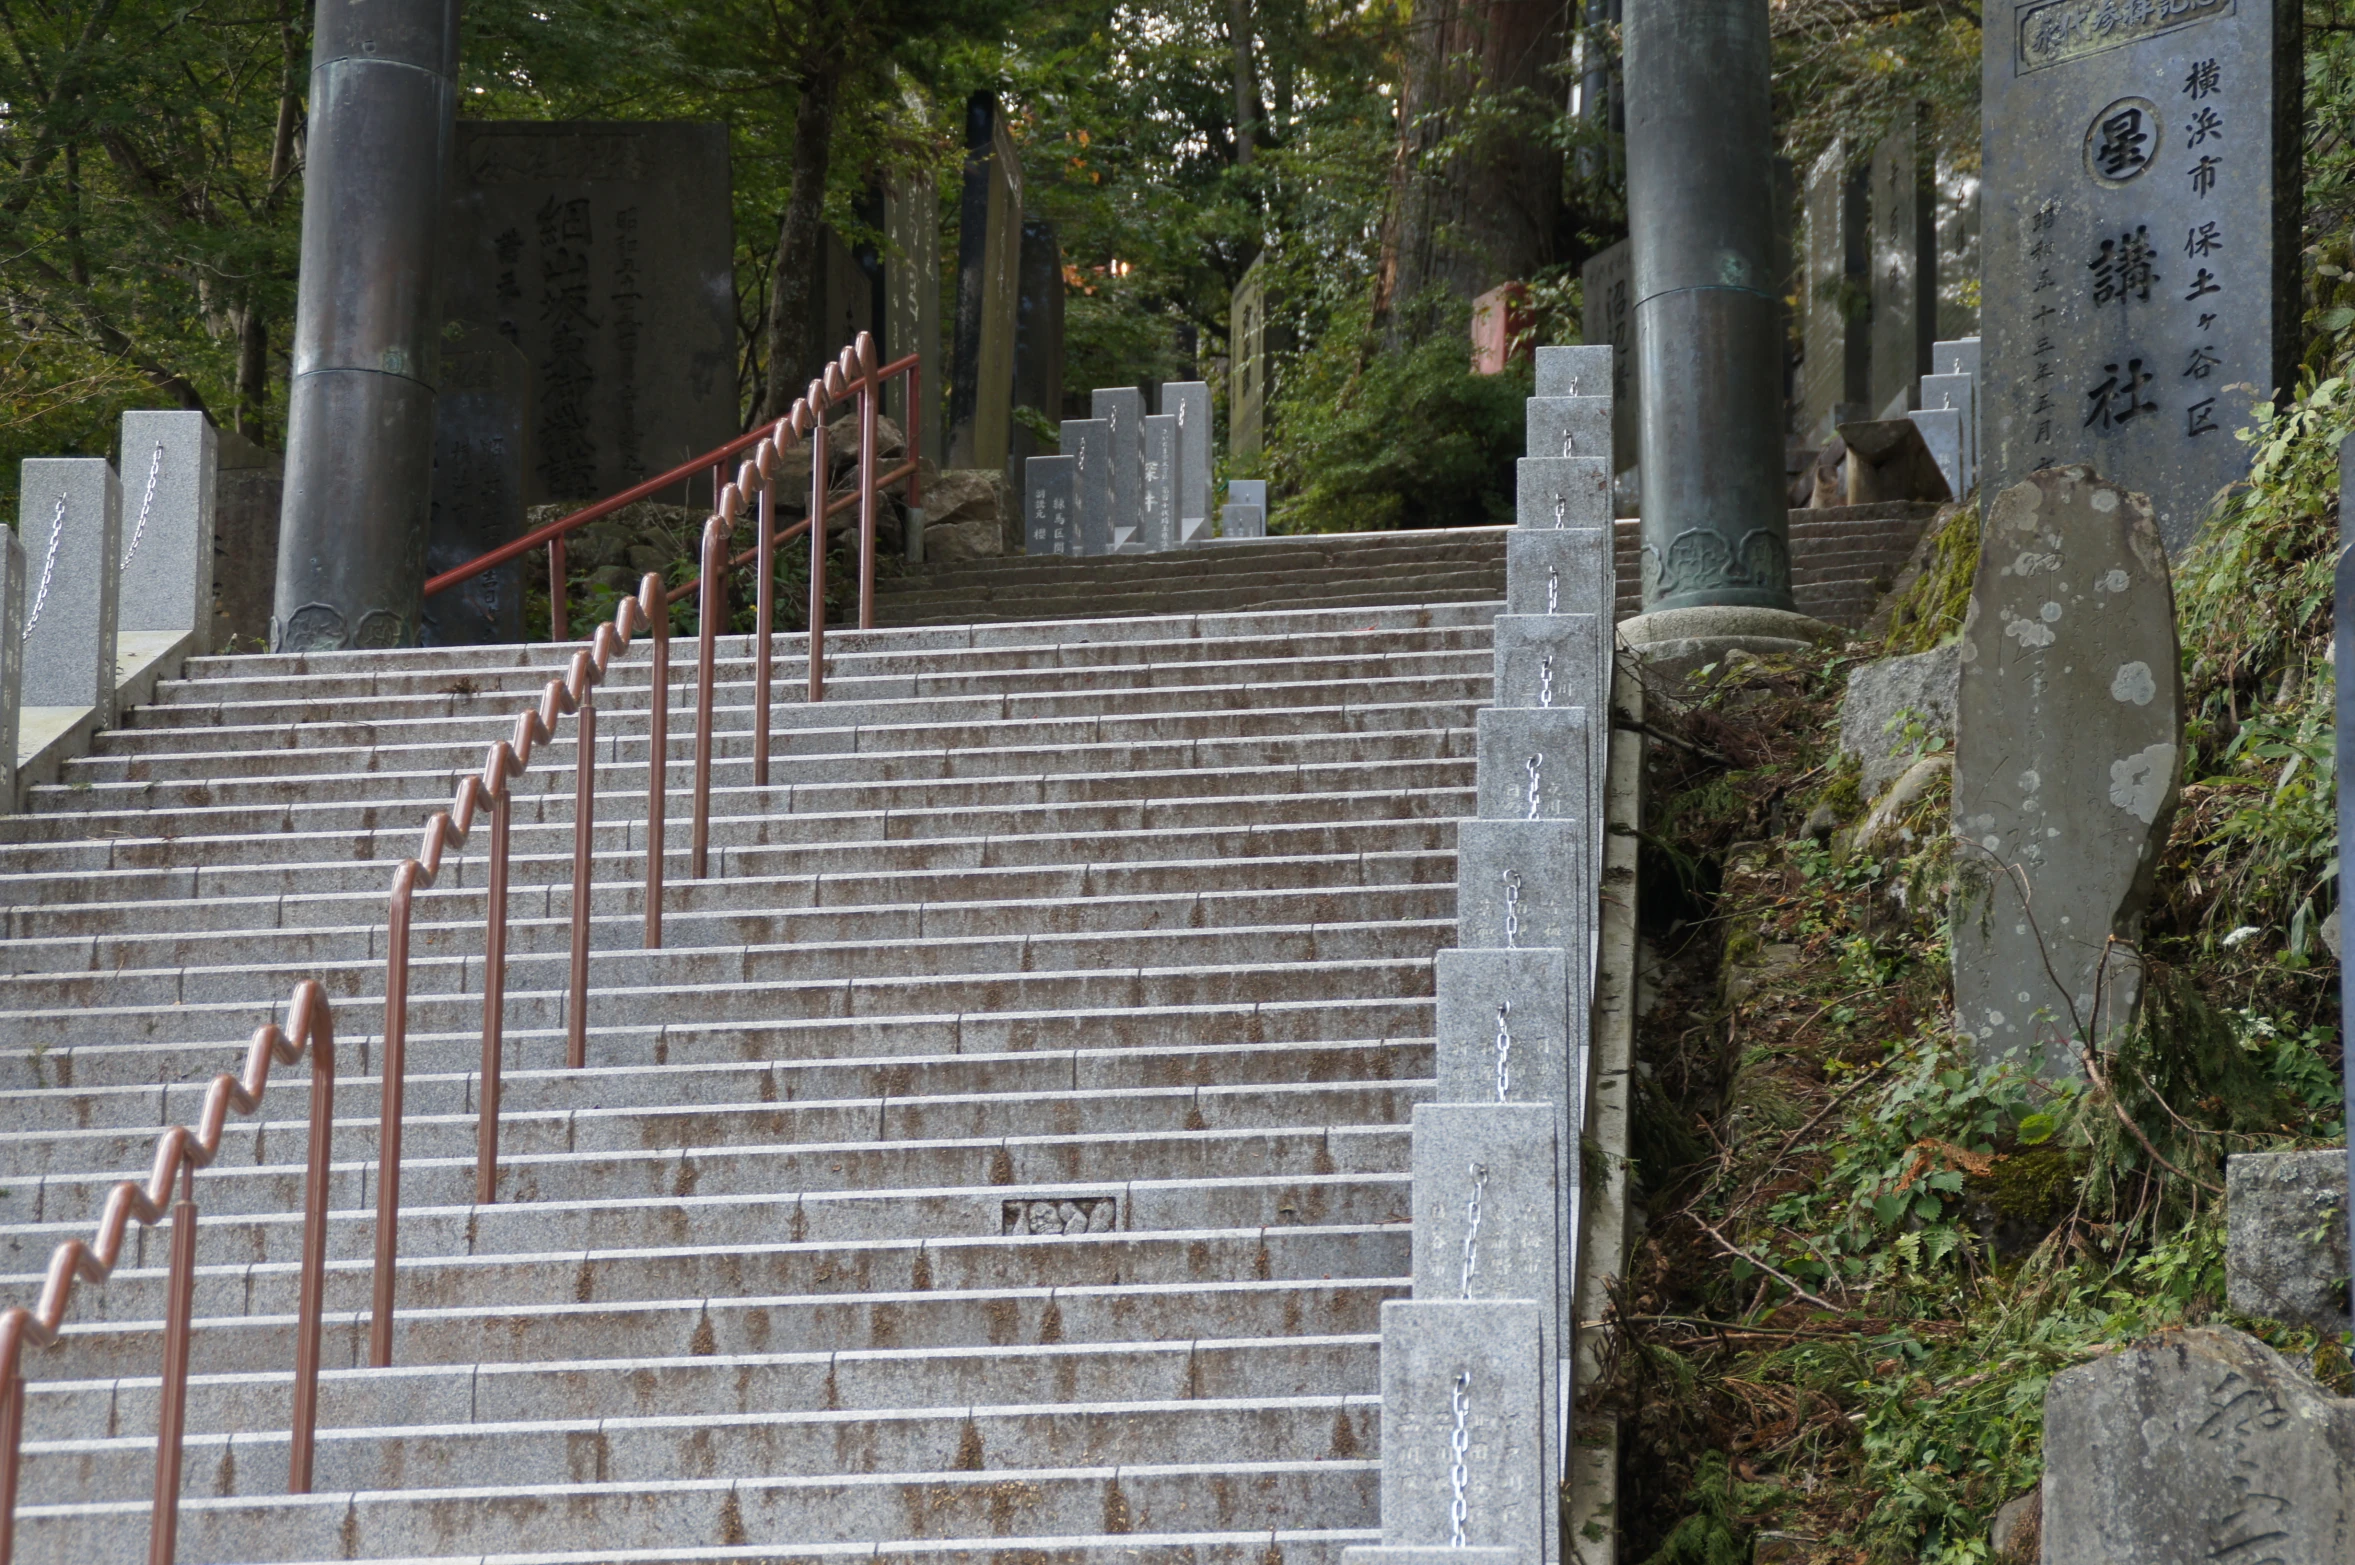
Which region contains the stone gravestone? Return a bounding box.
[1060,418,1112,556]
[1141,411,1178,553]
[2042,1327,2355,1563]
[1161,381,1212,540]
[1801,137,1872,441]
[1870,106,1937,418]
[1011,219,1065,483]
[1023,455,1076,557]
[2226,1149,2352,1334]
[948,92,1023,476]
[444,122,736,507]
[1981,0,2298,553]
[1092,387,1145,552]
[1229,254,1270,462]
[1580,240,1641,481]
[421,332,531,646]
[1953,466,2184,1074]
[884,170,943,461]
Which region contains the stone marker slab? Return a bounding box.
[1219,505,1265,540]
[444,121,736,505]
[1476,706,1595,827]
[1141,412,1178,554]
[1456,819,1591,957]
[2042,1326,2355,1564]
[422,334,530,646]
[949,102,1023,475]
[1494,613,1609,716]
[1059,419,1111,556]
[1411,1102,1565,1509]
[19,458,121,720]
[1535,345,1612,400]
[116,411,217,652]
[1954,466,2183,1073]
[1802,138,1872,440]
[2226,1149,2351,1334]
[0,529,22,808]
[1578,243,1641,476]
[1920,369,1978,490]
[1230,256,1269,461]
[1908,407,1966,502]
[1516,457,1612,531]
[211,432,282,652]
[883,172,943,462]
[1870,108,1936,418]
[1526,397,1615,465]
[1504,529,1616,622]
[1024,456,1076,558]
[1435,947,1582,1215]
[1935,336,1980,380]
[1092,387,1145,553]
[1378,1298,1549,1564]
[1162,380,1212,531]
[1344,1550,1518,1565]
[1981,0,2299,553]
[1228,479,1268,513]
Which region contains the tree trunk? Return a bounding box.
[235,0,308,445]
[763,57,843,424]
[1228,0,1257,165]
[1380,0,1569,346]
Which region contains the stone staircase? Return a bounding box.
[0,600,1501,1563]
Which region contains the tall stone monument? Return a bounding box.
[1011,219,1066,482]
[443,121,736,508]
[1981,0,2299,552]
[1953,466,2184,1074]
[1579,239,1641,480]
[1801,138,1871,442]
[1161,381,1213,540]
[1229,254,1269,462]
[421,331,530,646]
[1870,107,1937,418]
[884,171,943,457]
[1092,387,1146,552]
[948,93,1023,475]
[274,0,460,651]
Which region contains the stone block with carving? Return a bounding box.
[2228,1150,2352,1334]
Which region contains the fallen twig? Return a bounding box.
[1692,1214,1840,1313]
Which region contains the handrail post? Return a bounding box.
[858,361,879,631]
[371,865,417,1368]
[568,687,596,1069]
[549,535,568,643]
[644,582,667,950]
[905,362,925,516]
[148,1159,196,1565]
[476,764,513,1205]
[754,482,774,787]
[0,1331,21,1565]
[809,410,829,704]
[289,1019,333,1494]
[691,519,722,879]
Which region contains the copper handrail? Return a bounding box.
[0,981,335,1565]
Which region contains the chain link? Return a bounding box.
[1550,491,1567,528]
[1525,753,1543,821]
[1546,566,1560,615]
[120,441,164,570]
[21,493,66,643]
[1449,1369,1472,1547]
[1459,1160,1488,1298]
[1538,652,1554,708]
[1494,1001,1513,1102]
[1500,869,1521,949]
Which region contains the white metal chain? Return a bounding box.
[1546,566,1560,615]
[1493,1001,1513,1102]
[1500,869,1521,949]
[21,493,65,642]
[120,441,163,570]
[1559,429,1575,457]
[1525,753,1543,821]
[1459,1161,1488,1298]
[1551,491,1567,528]
[1538,652,1554,708]
[1448,1370,1473,1547]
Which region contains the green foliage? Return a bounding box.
[1638,1452,1770,1565]
[1880,505,1981,656]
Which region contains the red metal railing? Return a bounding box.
[0,982,335,1565]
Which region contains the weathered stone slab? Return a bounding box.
[1023,456,1076,558]
[1161,381,1212,534]
[1534,344,1612,399]
[1920,369,1977,491]
[949,97,1022,475]
[1377,1298,1549,1564]
[1219,505,1265,540]
[1503,529,1615,622]
[2227,1150,2351,1334]
[1410,1102,1565,1514]
[1908,407,1966,502]
[2042,1326,2355,1564]
[19,458,120,721]
[1870,107,1936,418]
[1840,641,1961,794]
[1454,817,1594,1040]
[1801,137,1871,440]
[1494,613,1609,715]
[1936,336,1980,380]
[1515,457,1611,530]
[1981,0,2299,553]
[1141,412,1178,554]
[1476,706,1594,828]
[116,411,217,654]
[1229,256,1269,461]
[211,432,282,653]
[444,122,735,506]
[1434,947,1582,1223]
[1954,466,2184,1073]
[1577,245,1641,476]
[1058,419,1111,556]
[1344,1549,1517,1565]
[421,334,529,646]
[883,172,943,461]
[1526,396,1614,466]
[0,528,23,808]
[1092,388,1145,553]
[1012,219,1065,480]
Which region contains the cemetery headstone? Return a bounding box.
[422,332,531,645]
[1980,0,2298,552]
[1092,387,1146,552]
[884,170,943,457]
[1230,254,1270,461]
[117,411,218,658]
[1012,219,1065,482]
[19,458,120,725]
[1802,137,1872,441]
[1060,418,1112,556]
[949,92,1023,475]
[1870,107,1937,418]
[2225,1149,2351,1334]
[1375,1298,1550,1564]
[443,121,736,506]
[1023,455,1076,557]
[2041,1327,2355,1564]
[212,431,283,652]
[1141,412,1178,553]
[1161,381,1212,539]
[1953,466,2184,1074]
[1579,240,1642,480]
